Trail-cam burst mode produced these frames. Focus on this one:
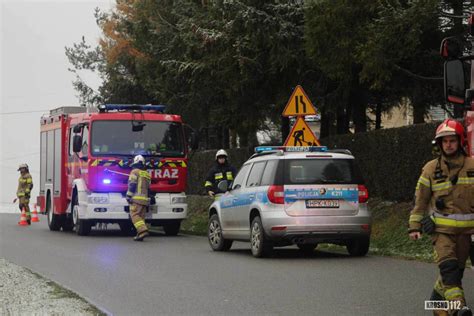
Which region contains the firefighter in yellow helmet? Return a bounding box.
[409,119,473,316]
[13,163,33,225]
[126,155,151,241]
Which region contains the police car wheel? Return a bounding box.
[208,214,232,251]
[297,243,318,254]
[346,236,370,257]
[250,216,273,258]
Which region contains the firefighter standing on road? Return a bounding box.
[409,119,474,316]
[204,149,237,197]
[126,155,151,241]
[13,163,33,225]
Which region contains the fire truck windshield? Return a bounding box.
[90,120,185,157]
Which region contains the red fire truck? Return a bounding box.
[38,104,198,236]
[441,13,474,156]
[441,13,474,263]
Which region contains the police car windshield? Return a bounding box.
[284,159,364,185]
[90,120,185,157]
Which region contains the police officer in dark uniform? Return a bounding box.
[204,149,237,197]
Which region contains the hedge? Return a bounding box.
[186,122,440,201]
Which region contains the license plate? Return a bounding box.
[305,199,340,208]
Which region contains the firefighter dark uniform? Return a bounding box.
[126,155,151,241]
[409,119,474,316]
[16,163,33,223]
[204,149,237,195]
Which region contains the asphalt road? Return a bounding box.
[0,214,473,316]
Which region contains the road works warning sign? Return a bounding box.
[282,85,317,117]
[283,117,320,146]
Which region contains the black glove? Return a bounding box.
[420,215,436,235]
[126,196,132,204]
[150,196,156,205]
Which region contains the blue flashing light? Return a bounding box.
[103,179,111,184]
[99,104,166,113]
[254,146,328,153]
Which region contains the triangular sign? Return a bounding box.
[284,117,320,146]
[282,85,317,117]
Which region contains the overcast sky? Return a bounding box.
[0,0,112,212]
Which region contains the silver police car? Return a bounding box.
[207,146,371,258]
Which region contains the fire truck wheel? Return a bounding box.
[62,215,74,232]
[47,209,62,231]
[119,222,136,236]
[76,220,92,236]
[163,220,181,236]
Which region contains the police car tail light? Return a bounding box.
[358,185,369,203]
[267,185,284,204]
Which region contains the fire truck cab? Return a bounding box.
[38,104,197,236]
[441,32,474,157]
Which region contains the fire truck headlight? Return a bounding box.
[103,179,111,184]
[171,196,186,204]
[88,196,109,204]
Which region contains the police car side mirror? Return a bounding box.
[217,180,229,192]
[73,135,82,153]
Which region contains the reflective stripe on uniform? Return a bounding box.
[444,287,464,300]
[138,170,151,179]
[433,217,474,228]
[432,182,452,191]
[26,178,32,183]
[434,278,444,297]
[17,192,25,197]
[134,220,146,229]
[457,177,474,185]
[133,196,149,201]
[409,214,424,223]
[204,181,212,187]
[226,171,233,180]
[417,176,430,188]
[215,174,223,180]
[434,213,474,221]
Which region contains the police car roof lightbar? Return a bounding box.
[254,146,328,153]
[98,104,166,113]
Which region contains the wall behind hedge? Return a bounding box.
[186,122,440,201]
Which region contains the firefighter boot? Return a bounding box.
[455,306,472,316]
[133,231,149,242]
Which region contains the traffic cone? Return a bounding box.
[18,208,28,226]
[31,204,39,223]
